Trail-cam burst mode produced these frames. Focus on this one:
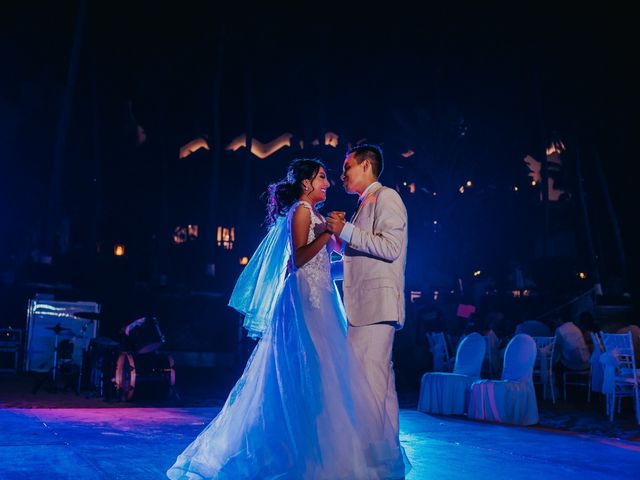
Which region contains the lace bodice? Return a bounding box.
[288,201,332,308]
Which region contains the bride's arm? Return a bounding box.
[291,205,331,268]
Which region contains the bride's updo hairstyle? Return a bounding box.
[265,158,326,227]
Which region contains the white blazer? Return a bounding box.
[342,182,408,329]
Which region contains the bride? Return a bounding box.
[167,158,409,479]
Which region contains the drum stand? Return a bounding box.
[32,323,72,394]
[73,320,93,395]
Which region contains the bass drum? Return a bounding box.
[114,352,175,401]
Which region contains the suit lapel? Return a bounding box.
[350,199,363,222]
[352,182,383,224]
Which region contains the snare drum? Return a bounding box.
[114,352,175,401]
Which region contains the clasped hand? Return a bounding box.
[325,211,346,236]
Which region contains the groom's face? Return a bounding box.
[341,153,368,195]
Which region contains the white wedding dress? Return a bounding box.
[167,201,408,479]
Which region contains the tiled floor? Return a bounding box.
[1,407,639,479]
[2,365,640,479]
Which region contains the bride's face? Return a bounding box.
[305,167,330,204]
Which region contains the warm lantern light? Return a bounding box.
[546,141,565,156]
[524,155,542,183]
[173,227,186,244]
[514,186,519,192]
[459,186,465,193]
[240,256,249,266]
[578,272,587,280]
[473,270,481,277]
[324,132,339,147]
[466,180,472,187]
[225,133,293,158]
[179,137,210,159]
[114,245,125,257]
[173,225,199,244]
[524,148,566,201]
[409,183,416,193]
[217,226,235,250]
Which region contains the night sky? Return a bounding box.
[1,3,636,303]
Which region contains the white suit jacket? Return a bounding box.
[341,182,408,329]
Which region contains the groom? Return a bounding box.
[326,144,408,451]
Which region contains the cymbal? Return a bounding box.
[45,325,71,332]
[91,336,120,347]
[72,311,102,320]
[58,330,79,337]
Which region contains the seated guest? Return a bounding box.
[576,311,598,351]
[553,314,591,371]
[515,319,552,337]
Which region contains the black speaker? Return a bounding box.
[0,349,20,373]
[0,328,21,373]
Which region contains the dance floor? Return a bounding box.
[1,407,638,479]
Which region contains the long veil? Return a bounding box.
[228,215,290,339]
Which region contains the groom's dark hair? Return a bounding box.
[347,144,384,178]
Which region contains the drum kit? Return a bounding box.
[34,312,177,402]
[111,315,177,401]
[31,322,80,394]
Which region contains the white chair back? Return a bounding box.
[531,336,556,402]
[501,334,537,383]
[532,336,555,357]
[591,331,604,353]
[453,333,486,377]
[600,331,637,375]
[599,331,639,423]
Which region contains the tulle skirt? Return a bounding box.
[167,270,407,479]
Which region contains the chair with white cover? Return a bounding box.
[418,333,486,415]
[532,336,556,404]
[599,331,640,423]
[468,334,539,425]
[426,332,453,372]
